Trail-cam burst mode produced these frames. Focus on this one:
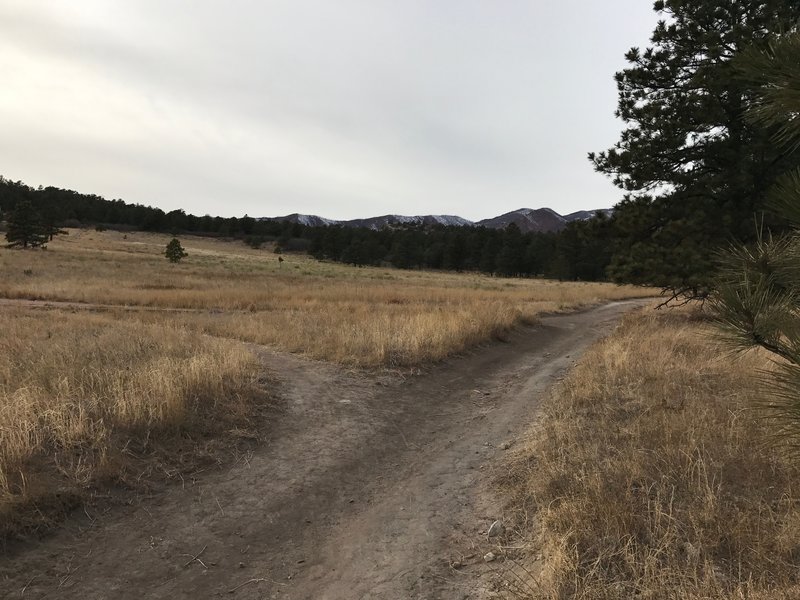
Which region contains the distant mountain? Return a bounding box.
[475,208,566,233]
[276,213,341,228]
[563,208,613,222]
[346,214,474,229]
[263,207,611,234]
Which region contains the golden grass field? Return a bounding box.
[0,229,649,366]
[500,308,800,599]
[0,229,649,534]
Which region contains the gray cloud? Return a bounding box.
[1,1,655,220]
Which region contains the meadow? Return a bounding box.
[0,229,648,534]
[500,308,800,599]
[0,229,648,365]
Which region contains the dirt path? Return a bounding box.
[0,300,646,599]
[0,297,249,313]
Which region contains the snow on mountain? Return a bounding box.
[476,208,567,233]
[296,214,340,227]
[563,208,613,222]
[262,213,342,227]
[327,214,476,230]
[430,215,474,227]
[261,208,611,233]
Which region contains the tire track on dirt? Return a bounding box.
[0,300,648,599]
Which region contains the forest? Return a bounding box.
[0,175,611,280]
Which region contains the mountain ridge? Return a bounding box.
[261,207,611,234]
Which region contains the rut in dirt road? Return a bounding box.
[0,300,648,600]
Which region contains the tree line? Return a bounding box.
[0,177,271,238]
[305,218,612,279]
[0,176,610,279]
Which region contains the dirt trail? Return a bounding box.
[0,300,646,599]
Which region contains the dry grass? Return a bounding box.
[135,291,602,367]
[0,229,651,366]
[0,307,264,536]
[499,308,800,599]
[0,228,652,534]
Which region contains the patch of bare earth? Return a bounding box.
[0,301,645,599]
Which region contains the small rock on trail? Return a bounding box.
[487,520,505,538]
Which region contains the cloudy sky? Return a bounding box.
[1,1,656,220]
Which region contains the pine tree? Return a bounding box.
[390,233,422,269]
[478,233,502,274]
[495,225,524,277]
[710,31,800,443]
[5,200,48,248]
[340,240,367,266]
[42,216,68,241]
[590,0,800,303]
[165,238,188,263]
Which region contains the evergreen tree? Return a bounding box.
[711,31,800,442]
[479,233,502,274]
[559,216,614,281]
[5,200,48,248]
[240,214,255,235]
[423,241,445,269]
[165,238,188,262]
[442,233,467,271]
[390,232,422,269]
[321,227,346,260]
[590,0,800,302]
[522,234,555,276]
[41,214,68,242]
[341,240,369,266]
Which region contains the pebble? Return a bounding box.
[487,520,504,538]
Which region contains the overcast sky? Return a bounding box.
[1,1,656,220]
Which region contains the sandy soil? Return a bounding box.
[0,300,646,599]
